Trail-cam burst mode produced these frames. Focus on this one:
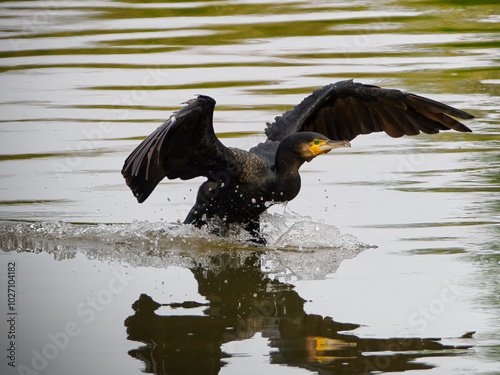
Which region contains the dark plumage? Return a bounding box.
[122,80,474,243]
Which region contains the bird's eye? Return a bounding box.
[313,139,320,145]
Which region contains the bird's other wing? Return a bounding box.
[121,95,237,203]
[265,80,474,142]
[248,139,280,165]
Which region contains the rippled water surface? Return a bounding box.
[0,1,499,374]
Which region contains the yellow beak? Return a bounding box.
[310,140,351,156]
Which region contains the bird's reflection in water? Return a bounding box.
[125,252,471,374]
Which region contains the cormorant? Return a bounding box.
[121,80,473,243]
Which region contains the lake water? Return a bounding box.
[0,0,499,374]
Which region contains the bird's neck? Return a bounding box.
[275,139,306,171]
[274,150,304,202]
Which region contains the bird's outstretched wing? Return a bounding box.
[265,80,474,142]
[122,95,237,203]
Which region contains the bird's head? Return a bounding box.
[290,132,351,162]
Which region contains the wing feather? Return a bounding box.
[265,80,473,142]
[121,95,237,203]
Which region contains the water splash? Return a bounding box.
[0,214,373,280]
[261,211,369,250]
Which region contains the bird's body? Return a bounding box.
[121,80,474,243]
[184,146,280,231]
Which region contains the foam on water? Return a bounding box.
[261,211,368,250]
[0,213,372,280]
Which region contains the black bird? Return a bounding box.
[121,80,473,243]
